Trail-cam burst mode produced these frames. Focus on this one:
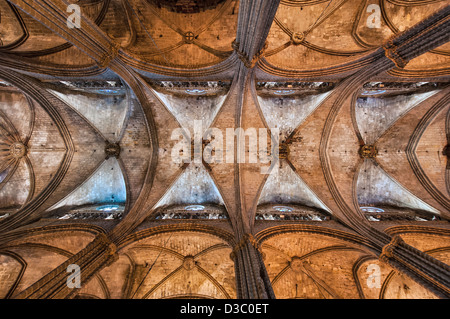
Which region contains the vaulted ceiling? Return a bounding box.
[0,0,449,299]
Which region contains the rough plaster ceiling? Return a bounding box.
[258,160,329,212]
[155,163,224,208]
[257,90,331,141]
[357,159,440,214]
[50,87,129,143]
[49,157,127,210]
[153,88,227,134]
[355,89,439,144]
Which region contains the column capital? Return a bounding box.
[383,38,408,68]
[379,235,405,263]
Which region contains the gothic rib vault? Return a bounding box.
[0,0,449,299]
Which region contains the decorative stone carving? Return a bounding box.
[379,235,405,263]
[9,142,27,158]
[230,233,262,261]
[291,32,305,45]
[383,39,408,68]
[105,142,121,159]
[359,144,378,159]
[255,203,331,221]
[183,31,196,44]
[290,257,303,273]
[183,256,196,271]
[279,142,289,160]
[232,39,268,68]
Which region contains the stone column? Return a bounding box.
[233,0,281,68]
[231,234,275,299]
[14,233,117,299]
